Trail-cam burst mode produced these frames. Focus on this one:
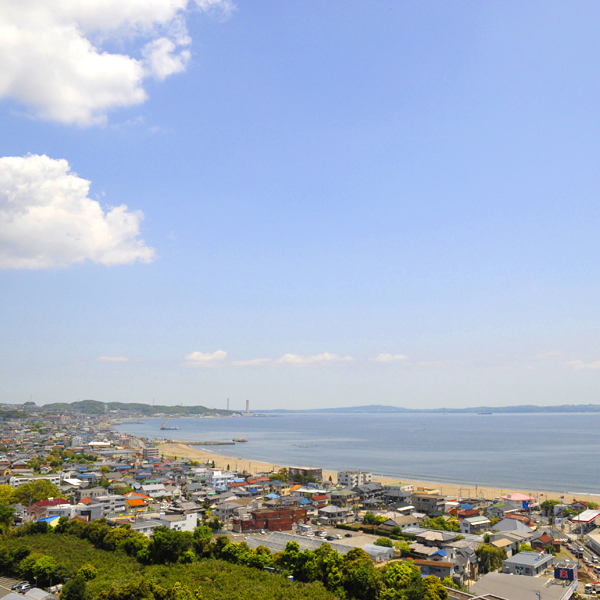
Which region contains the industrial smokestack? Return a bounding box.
[227,397,230,411]
[246,399,250,414]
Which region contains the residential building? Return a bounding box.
[337,471,372,487]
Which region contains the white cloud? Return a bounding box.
[98,356,130,363]
[185,350,228,367]
[565,360,600,371]
[371,353,409,363]
[534,350,565,359]
[231,353,354,368]
[0,154,155,269]
[0,0,233,125]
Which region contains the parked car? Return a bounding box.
[11,582,28,591]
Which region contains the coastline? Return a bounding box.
[160,441,597,504]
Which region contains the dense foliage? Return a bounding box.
[0,519,450,600]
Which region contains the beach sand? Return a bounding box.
[159,441,598,505]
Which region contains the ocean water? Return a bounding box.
[113,412,600,495]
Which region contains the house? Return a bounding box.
[494,517,534,533]
[317,504,352,524]
[411,493,446,516]
[412,559,458,582]
[330,488,360,507]
[531,534,560,553]
[382,483,413,503]
[352,482,384,504]
[460,515,490,534]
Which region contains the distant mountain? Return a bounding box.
[40,399,234,417]
[258,403,600,414]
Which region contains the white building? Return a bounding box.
[337,471,372,487]
[208,470,236,491]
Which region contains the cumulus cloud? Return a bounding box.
[98,356,130,363]
[185,350,228,367]
[371,353,409,363]
[565,360,600,371]
[0,154,155,269]
[0,0,233,125]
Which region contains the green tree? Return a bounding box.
[422,575,449,600]
[0,504,15,529]
[0,484,16,505]
[519,543,533,552]
[476,545,507,573]
[374,537,393,547]
[14,480,61,505]
[341,548,382,600]
[62,576,89,600]
[77,563,98,581]
[143,527,193,564]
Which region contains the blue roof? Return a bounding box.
[460,503,473,510]
[265,493,280,499]
[299,498,311,505]
[36,516,60,523]
[249,488,258,493]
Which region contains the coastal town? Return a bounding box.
[0,403,597,600]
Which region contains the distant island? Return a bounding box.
[257,403,600,414]
[4,399,600,418]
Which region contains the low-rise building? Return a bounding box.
[502,551,553,576]
[232,506,307,533]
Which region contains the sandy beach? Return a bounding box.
[159,441,598,505]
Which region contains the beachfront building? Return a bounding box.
[143,447,160,461]
[412,492,447,516]
[502,551,553,576]
[337,471,372,487]
[382,482,413,502]
[501,493,535,510]
[288,467,322,482]
[207,469,237,491]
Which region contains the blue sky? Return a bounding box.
[1,1,600,410]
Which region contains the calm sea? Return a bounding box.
[113,412,600,496]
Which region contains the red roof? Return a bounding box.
[31,498,69,509]
[79,497,92,505]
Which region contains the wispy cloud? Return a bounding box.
[186,351,354,368]
[185,350,228,367]
[534,350,565,359]
[97,356,130,363]
[564,360,600,371]
[371,353,409,363]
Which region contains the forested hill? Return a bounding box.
[39,399,233,416]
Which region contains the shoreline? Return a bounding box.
[159,441,599,504]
